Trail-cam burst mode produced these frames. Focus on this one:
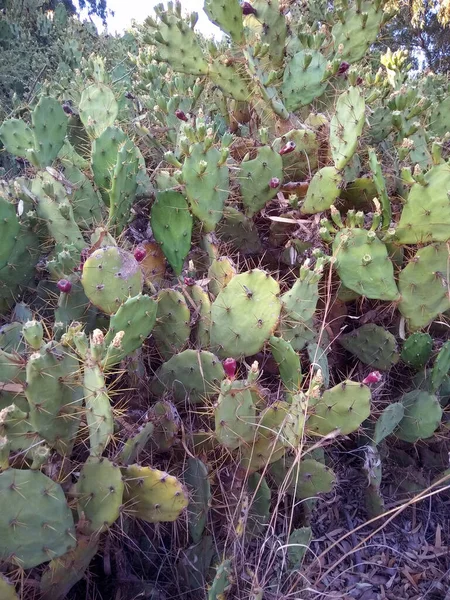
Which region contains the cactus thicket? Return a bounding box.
[1,0,450,597]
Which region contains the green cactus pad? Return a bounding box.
[330,86,365,170]
[208,257,236,297]
[332,1,385,64]
[278,318,318,351]
[184,457,211,543]
[282,50,328,111]
[368,148,391,229]
[31,173,85,251]
[210,269,281,358]
[61,161,105,226]
[307,380,371,435]
[77,457,124,533]
[123,464,189,523]
[243,0,286,68]
[270,456,336,499]
[332,228,399,301]
[26,342,82,455]
[147,400,180,451]
[301,166,343,214]
[0,469,75,569]
[81,246,143,316]
[239,146,283,217]
[396,164,450,243]
[287,527,312,567]
[215,381,257,450]
[208,558,232,600]
[31,96,68,167]
[398,243,450,330]
[209,57,252,101]
[401,333,433,370]
[186,284,211,348]
[272,128,319,181]
[396,390,442,442]
[0,97,67,167]
[144,3,208,75]
[107,141,140,234]
[40,536,99,600]
[0,119,34,160]
[0,404,42,458]
[151,191,193,275]
[269,336,302,392]
[182,142,229,232]
[91,126,127,201]
[339,324,399,370]
[84,356,113,457]
[152,289,191,359]
[79,84,118,138]
[217,206,263,255]
[102,294,157,370]
[204,0,244,43]
[238,397,304,471]
[152,349,224,404]
[118,422,154,465]
[373,402,405,445]
[431,341,450,393]
[22,320,43,350]
[282,259,324,323]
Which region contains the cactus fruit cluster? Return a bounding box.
[1,0,450,598]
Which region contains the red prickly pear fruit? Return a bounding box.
[223,358,237,379]
[57,279,72,293]
[337,61,350,75]
[241,1,257,15]
[62,102,73,115]
[134,246,147,262]
[279,141,296,155]
[362,371,382,385]
[269,177,281,189]
[184,277,196,286]
[175,109,189,122]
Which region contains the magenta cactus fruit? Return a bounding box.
[241,2,257,16]
[134,246,147,262]
[57,279,72,293]
[184,277,196,286]
[362,371,382,385]
[269,177,281,189]
[223,357,237,379]
[338,61,350,75]
[279,141,296,156]
[175,109,189,122]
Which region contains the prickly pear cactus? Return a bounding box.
[210,269,281,358]
[81,246,143,315]
[0,469,76,568]
[123,464,189,522]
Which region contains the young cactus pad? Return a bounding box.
[210,269,281,358]
[150,190,193,275]
[339,324,399,370]
[0,469,75,569]
[307,381,371,435]
[76,457,124,533]
[395,390,442,442]
[151,349,224,404]
[123,464,189,522]
[332,228,399,301]
[81,246,143,315]
[270,456,336,500]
